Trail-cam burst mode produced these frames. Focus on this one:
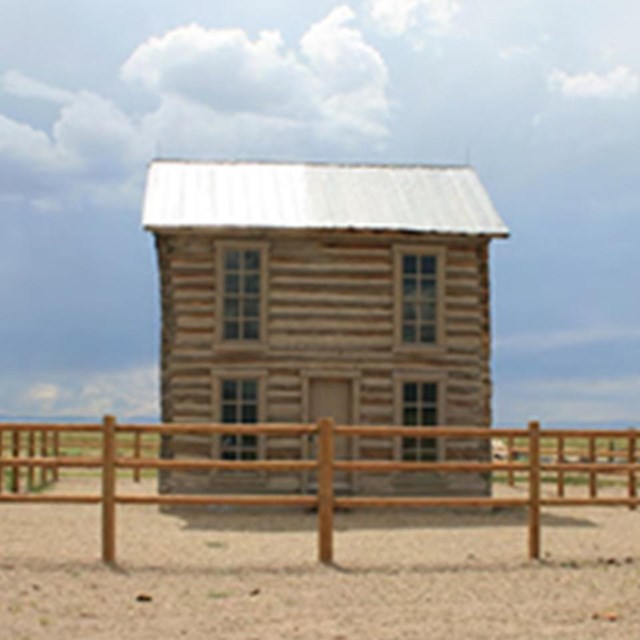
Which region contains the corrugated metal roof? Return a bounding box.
[142,160,509,237]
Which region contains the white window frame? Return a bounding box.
[393,244,446,350]
[211,369,267,467]
[393,373,447,461]
[215,241,269,349]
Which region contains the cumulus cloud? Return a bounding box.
[497,375,640,426]
[497,325,640,353]
[548,65,639,99]
[2,70,75,104]
[0,8,389,210]
[124,7,390,144]
[367,0,460,36]
[499,45,537,60]
[2,365,159,419]
[122,25,318,118]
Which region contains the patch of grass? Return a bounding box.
[207,590,230,600]
[205,540,227,549]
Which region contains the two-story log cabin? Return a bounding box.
[143,160,509,497]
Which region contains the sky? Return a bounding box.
[0,0,639,427]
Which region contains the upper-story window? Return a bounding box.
[216,243,268,346]
[393,245,444,348]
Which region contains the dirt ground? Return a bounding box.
[1,476,640,639]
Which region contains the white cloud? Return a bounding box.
[122,24,319,119]
[301,5,389,138]
[367,0,460,36]
[548,65,639,99]
[2,69,75,104]
[499,45,536,60]
[2,365,159,419]
[124,9,389,146]
[497,375,640,426]
[0,8,390,211]
[497,326,640,353]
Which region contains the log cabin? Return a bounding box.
[142,159,509,497]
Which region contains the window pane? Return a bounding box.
[221,404,236,423]
[243,298,260,318]
[403,382,417,403]
[223,321,239,340]
[422,383,437,404]
[222,434,237,447]
[241,404,257,423]
[402,302,416,322]
[402,323,416,343]
[224,274,240,293]
[222,380,237,401]
[402,449,417,462]
[241,435,257,447]
[419,278,436,298]
[224,250,240,270]
[402,255,417,274]
[420,302,436,322]
[403,407,418,425]
[420,255,436,275]
[241,450,258,460]
[223,297,239,318]
[241,380,258,401]
[402,277,417,298]
[244,273,260,294]
[221,450,236,460]
[421,408,437,425]
[244,250,260,270]
[243,321,259,340]
[419,324,435,344]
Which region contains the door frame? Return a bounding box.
[301,369,361,493]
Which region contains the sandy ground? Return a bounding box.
[1,476,640,639]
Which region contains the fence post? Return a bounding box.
[629,429,637,512]
[11,430,20,493]
[528,420,541,560]
[557,435,565,498]
[27,431,36,491]
[40,430,48,486]
[588,435,597,498]
[102,414,117,565]
[52,432,60,482]
[133,431,141,483]
[317,417,335,565]
[507,435,515,487]
[0,430,4,494]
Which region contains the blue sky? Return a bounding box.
[0,0,638,426]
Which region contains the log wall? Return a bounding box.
[154,228,494,497]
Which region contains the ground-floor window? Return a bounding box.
[400,381,438,461]
[219,378,259,460]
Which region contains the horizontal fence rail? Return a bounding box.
[0,418,638,566]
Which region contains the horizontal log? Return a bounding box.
[335,496,528,508]
[117,423,317,435]
[116,494,318,507]
[541,463,640,472]
[333,426,495,438]
[0,423,101,432]
[541,497,640,507]
[117,458,316,472]
[0,494,101,504]
[333,461,528,473]
[2,456,101,468]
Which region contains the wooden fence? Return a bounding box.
[0,418,638,566]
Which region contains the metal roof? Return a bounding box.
[142,160,508,237]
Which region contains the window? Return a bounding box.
[401,381,438,461]
[216,243,267,346]
[393,246,444,348]
[219,378,259,460]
